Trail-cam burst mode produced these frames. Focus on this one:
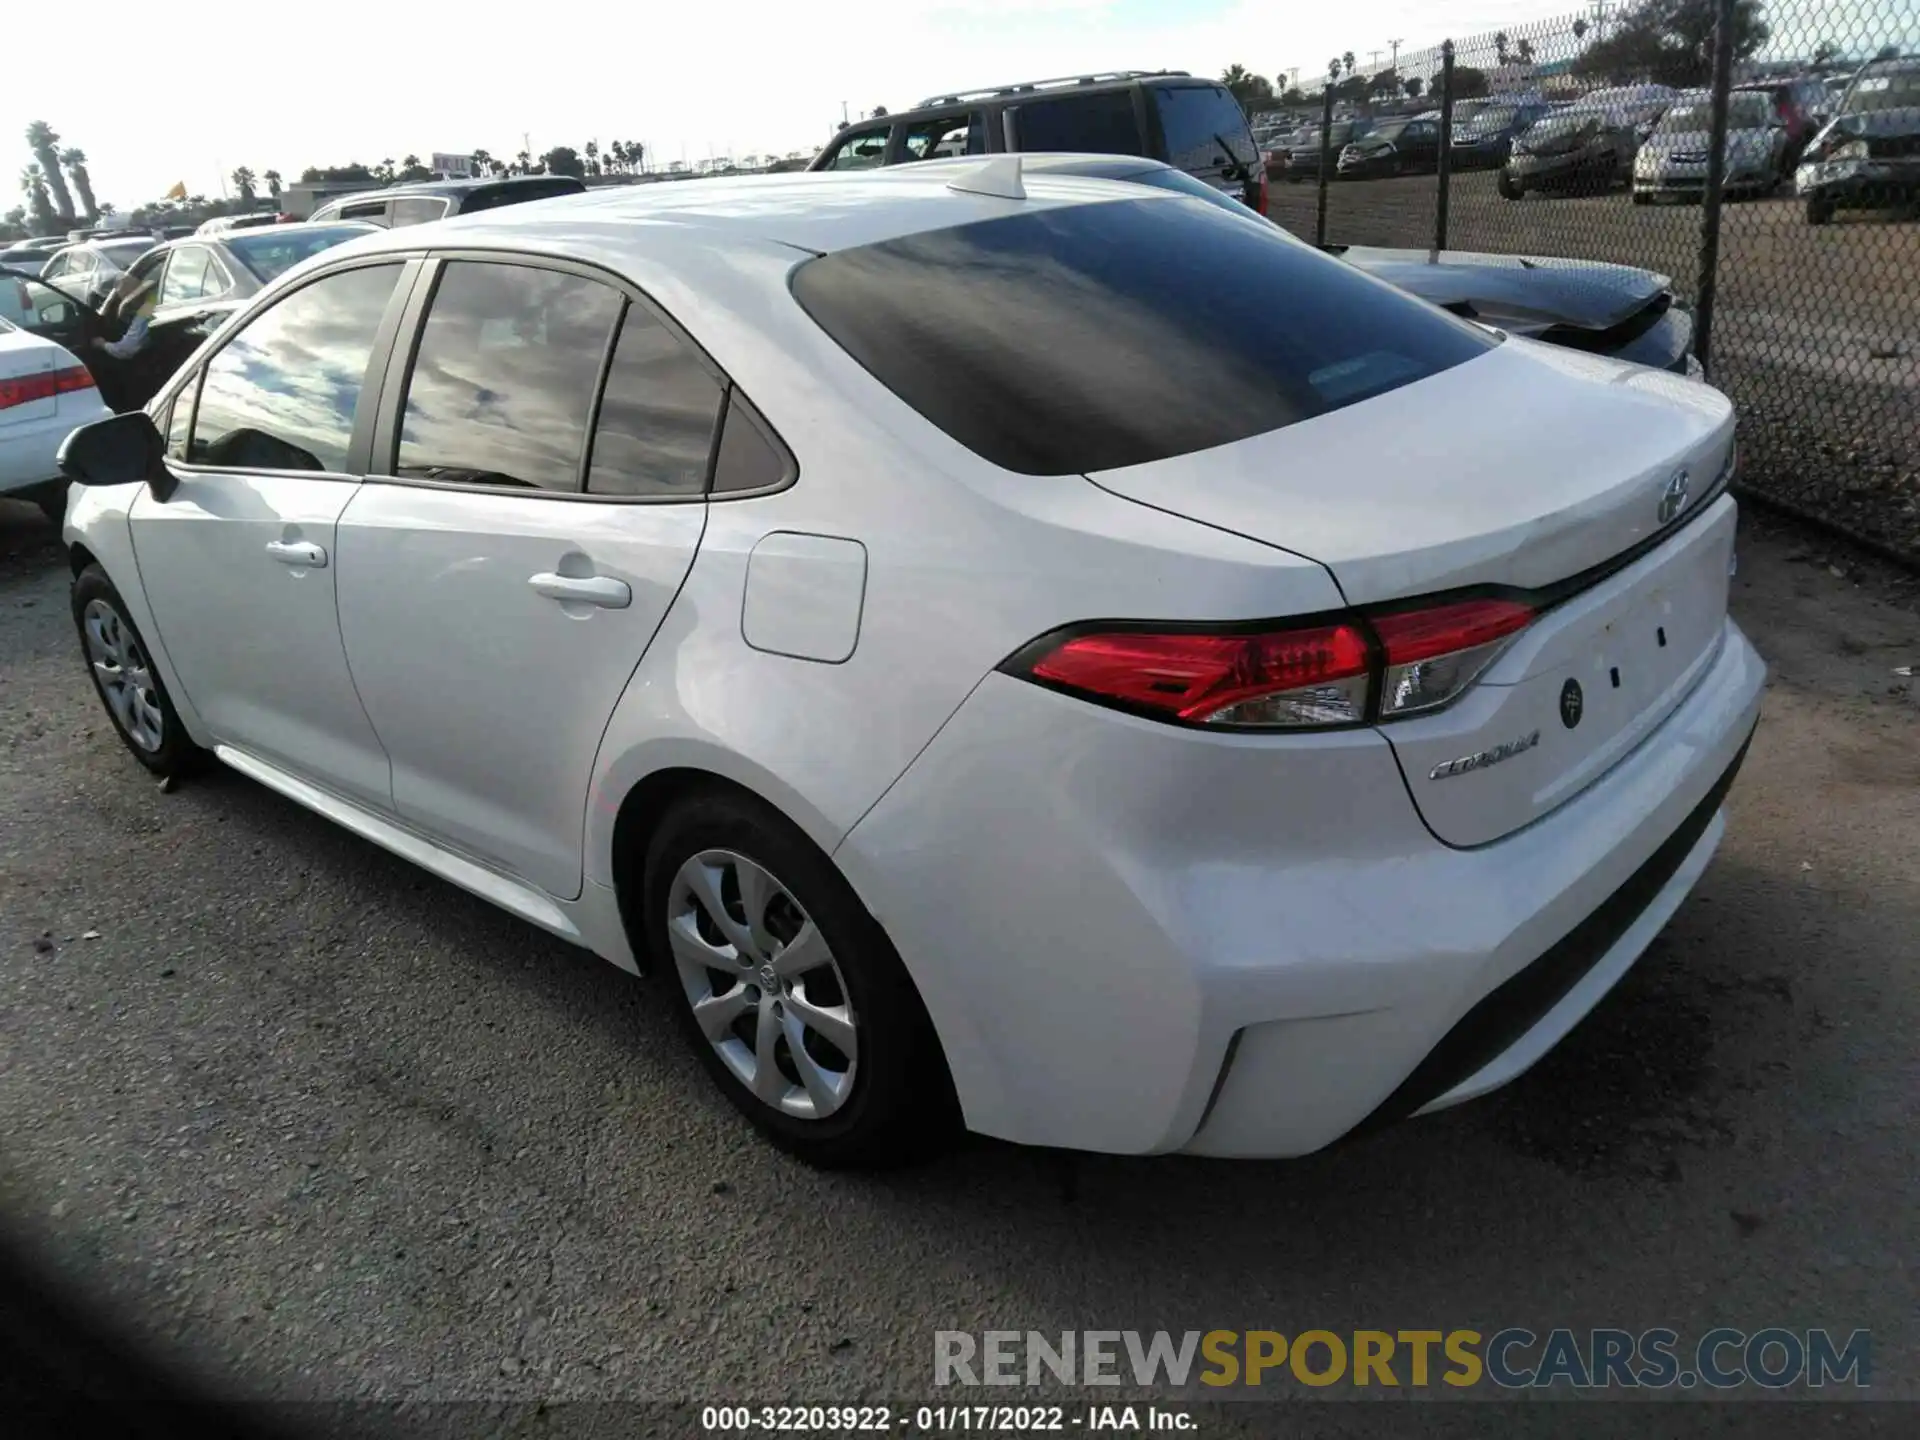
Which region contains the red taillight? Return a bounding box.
[1255,166,1270,216]
[1008,596,1537,730]
[0,365,96,411]
[1025,622,1372,728]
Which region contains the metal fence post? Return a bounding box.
[1315,81,1336,246]
[1693,0,1738,375]
[1435,40,1455,251]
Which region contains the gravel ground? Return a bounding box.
[1269,169,1920,562]
[1,496,1917,1436]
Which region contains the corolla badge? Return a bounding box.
[1429,730,1541,781]
[1658,468,1690,525]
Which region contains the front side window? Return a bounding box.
[901,112,985,160]
[825,127,889,169]
[1153,84,1257,172]
[1011,90,1142,155]
[792,197,1493,475]
[189,263,402,472]
[586,304,724,497]
[395,261,622,492]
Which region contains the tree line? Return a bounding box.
[7,122,104,239]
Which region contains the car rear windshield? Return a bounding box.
[1846,63,1920,113]
[790,196,1493,475]
[1657,94,1772,131]
[99,239,155,265]
[226,225,372,281]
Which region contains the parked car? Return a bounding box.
[1289,119,1371,181]
[56,165,1762,1166]
[308,174,587,228]
[808,70,1267,213]
[1735,76,1829,164]
[989,154,1699,376]
[1796,57,1920,225]
[2,223,374,414]
[1501,87,1676,198]
[1449,98,1555,169]
[1337,115,1442,179]
[1633,89,1789,203]
[0,310,112,523]
[38,235,161,307]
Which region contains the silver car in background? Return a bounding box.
[1634,89,1790,203]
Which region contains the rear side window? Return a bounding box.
[825,127,889,169]
[791,197,1494,476]
[390,196,451,226]
[586,304,725,498]
[189,263,402,472]
[1010,91,1143,155]
[901,112,987,160]
[396,261,623,492]
[459,179,585,213]
[711,391,793,494]
[1154,84,1258,171]
[338,200,389,224]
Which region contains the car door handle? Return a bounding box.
[265,540,327,568]
[528,572,631,609]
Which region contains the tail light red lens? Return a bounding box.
[1008,596,1536,731]
[0,365,96,411]
[1254,167,1271,216]
[1025,622,1372,727]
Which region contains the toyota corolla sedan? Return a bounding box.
[56,163,1764,1167]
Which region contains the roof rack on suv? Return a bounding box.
[914,70,1189,108]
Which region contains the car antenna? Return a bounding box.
[945,155,1026,201]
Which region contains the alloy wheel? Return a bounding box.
[82,598,165,752]
[667,849,858,1120]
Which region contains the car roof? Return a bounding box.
[328,165,1180,262]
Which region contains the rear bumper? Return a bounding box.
[1509,149,1618,185]
[0,399,107,496]
[838,614,1766,1157]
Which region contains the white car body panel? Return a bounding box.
[58,171,1769,1158]
[128,473,393,810]
[333,482,707,899]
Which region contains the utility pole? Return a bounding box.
[1388,39,1402,72]
[1368,48,1382,72]
[1591,0,1612,40]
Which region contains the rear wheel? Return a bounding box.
[1806,196,1835,226]
[70,564,203,779]
[642,789,957,1168]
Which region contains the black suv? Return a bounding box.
[308,174,586,228]
[808,70,1266,213]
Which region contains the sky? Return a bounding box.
[4,0,1910,215]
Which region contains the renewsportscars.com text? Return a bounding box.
[934,1328,1871,1391]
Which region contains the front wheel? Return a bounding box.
[1497,170,1524,200]
[70,564,203,779]
[1806,196,1835,225]
[643,789,958,1168]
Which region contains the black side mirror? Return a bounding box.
[57,410,177,502]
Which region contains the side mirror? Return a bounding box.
[57,410,177,501]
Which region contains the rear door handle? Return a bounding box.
[265,540,327,568]
[528,572,631,609]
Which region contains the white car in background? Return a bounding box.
[0,310,110,522]
[55,163,1764,1166]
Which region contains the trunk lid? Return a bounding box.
[0,324,61,427]
[1086,338,1738,845]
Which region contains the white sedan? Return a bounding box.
[0,301,112,521]
[56,161,1765,1166]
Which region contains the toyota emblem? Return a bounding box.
[1657,469,1690,525]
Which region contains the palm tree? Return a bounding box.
[231,166,257,204]
[1494,30,1511,66]
[609,141,627,172]
[24,121,75,223]
[1516,37,1535,65]
[627,141,645,172]
[1341,51,1355,77]
[469,149,492,177]
[19,163,56,232]
[263,169,283,199]
[59,147,97,221]
[1573,18,1590,41]
[585,140,598,175]
[514,149,531,174]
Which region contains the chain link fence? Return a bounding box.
[1261,1,1920,564]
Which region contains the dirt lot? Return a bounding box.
[1270,168,1920,560]
[1,493,1916,1433]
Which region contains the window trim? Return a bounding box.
[150,254,425,484]
[366,247,795,505]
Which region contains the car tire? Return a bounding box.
[70,564,203,780]
[1632,191,1651,205]
[1806,197,1834,226]
[1497,170,1524,200]
[642,788,958,1168]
